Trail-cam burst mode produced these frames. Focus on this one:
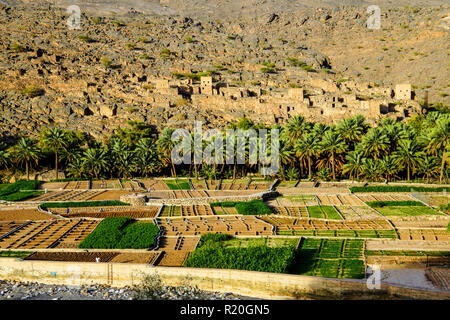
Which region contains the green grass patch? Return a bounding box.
[308,206,342,220]
[375,206,442,217]
[0,180,41,197]
[164,179,191,190]
[365,250,450,257]
[41,200,129,210]
[0,251,32,259]
[278,229,397,239]
[210,201,237,207]
[0,191,43,201]
[235,200,272,215]
[185,234,295,273]
[367,201,425,208]
[350,186,447,193]
[289,238,365,279]
[210,200,272,215]
[79,217,159,249]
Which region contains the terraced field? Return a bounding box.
[28,190,106,202]
[0,209,52,221]
[158,216,273,236]
[160,205,214,217]
[307,206,342,220]
[54,206,160,219]
[358,194,415,202]
[156,236,200,266]
[397,228,450,241]
[290,238,366,279]
[272,206,309,218]
[375,206,444,217]
[0,219,98,249]
[260,216,396,238]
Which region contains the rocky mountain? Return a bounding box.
[0,1,448,139]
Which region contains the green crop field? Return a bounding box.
[79,217,159,249]
[41,200,129,209]
[160,205,181,217]
[308,206,342,220]
[185,234,296,273]
[366,201,425,208]
[210,200,272,215]
[289,238,366,279]
[375,206,443,217]
[278,229,397,239]
[221,237,299,249]
[164,179,191,190]
[0,180,42,201]
[0,251,32,259]
[365,250,450,257]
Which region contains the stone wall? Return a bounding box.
[0,258,448,300]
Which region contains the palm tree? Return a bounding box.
[425,118,450,183]
[361,127,389,159]
[66,158,85,179]
[157,128,177,177]
[82,148,109,179]
[320,130,347,180]
[0,143,10,169]
[336,116,367,146]
[380,156,400,182]
[295,134,319,180]
[40,128,68,180]
[342,150,364,181]
[283,115,310,144]
[133,149,161,177]
[393,140,425,181]
[418,156,440,183]
[361,159,383,181]
[312,123,329,139]
[10,138,41,180]
[116,150,135,178]
[278,139,294,179]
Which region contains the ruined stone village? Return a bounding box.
[148,75,420,125]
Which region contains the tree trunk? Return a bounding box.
[26,161,29,181]
[55,151,58,180]
[407,164,411,181]
[171,161,177,178]
[440,153,446,183]
[308,156,312,180]
[194,164,198,180]
[331,151,336,181]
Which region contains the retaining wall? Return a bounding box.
[0,258,448,300]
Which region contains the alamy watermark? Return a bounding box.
[170,121,280,175]
[367,5,381,30]
[366,265,381,289]
[67,5,81,30]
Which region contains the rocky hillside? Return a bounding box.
[0,1,448,139]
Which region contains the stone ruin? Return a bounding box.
[147,75,422,125]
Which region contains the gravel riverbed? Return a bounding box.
[0,280,243,300]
